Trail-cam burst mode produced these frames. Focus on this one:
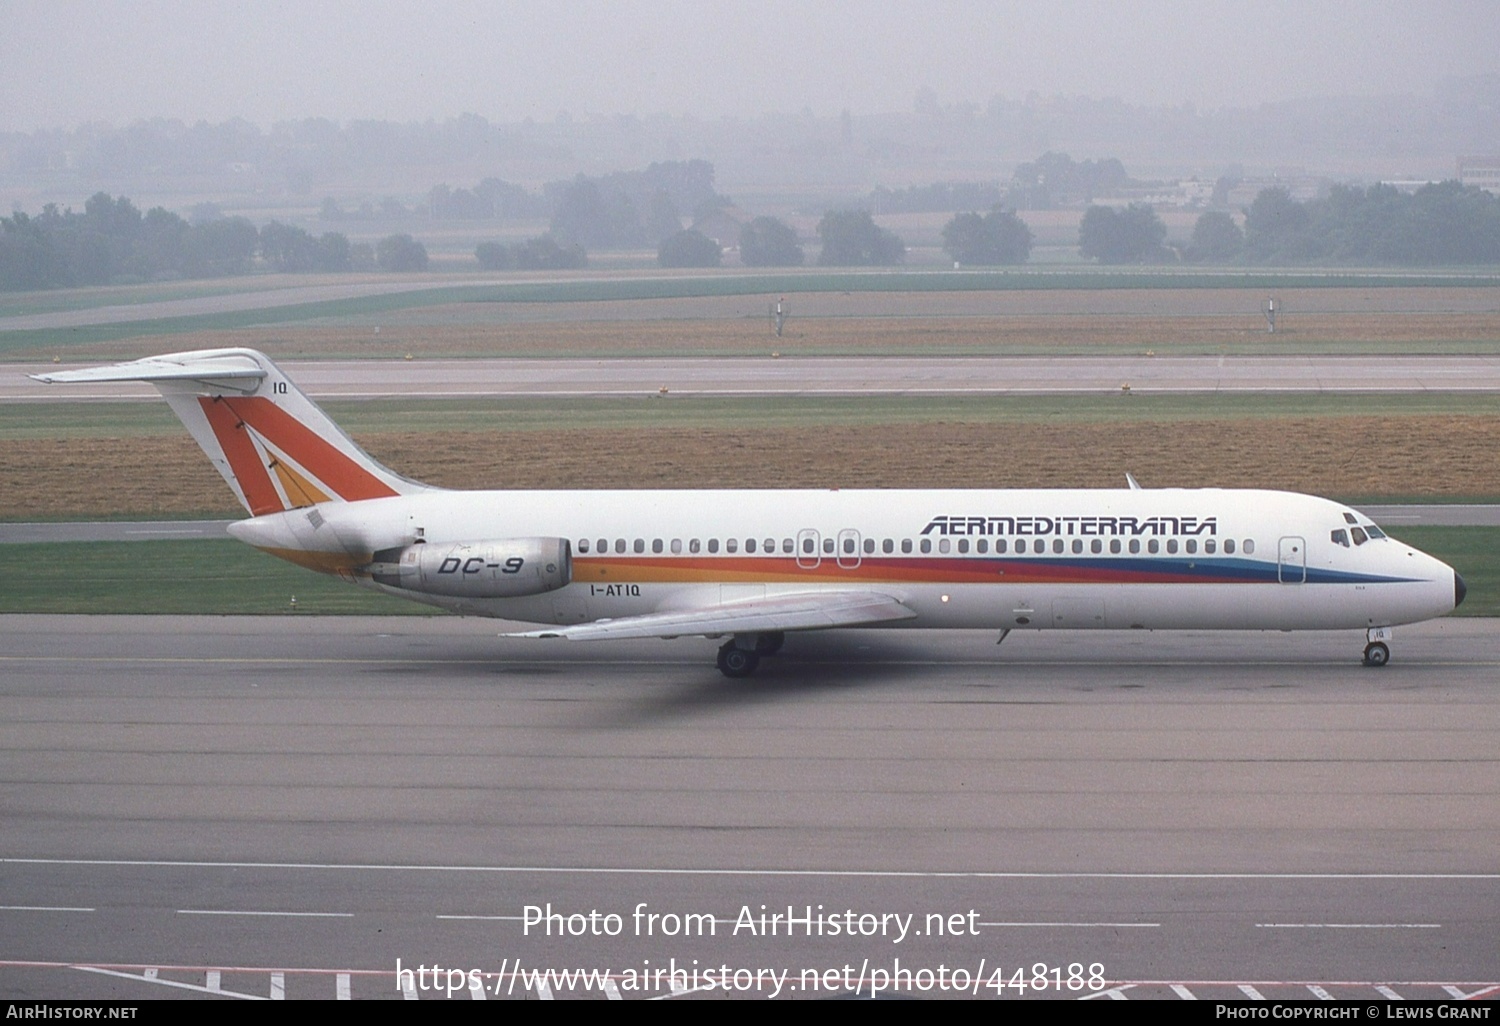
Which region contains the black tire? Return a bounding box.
[1363,641,1390,667]
[716,644,760,678]
[754,631,785,655]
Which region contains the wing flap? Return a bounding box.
[511,590,917,641]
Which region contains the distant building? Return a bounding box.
[1458,156,1500,195]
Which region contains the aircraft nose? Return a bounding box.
[1455,570,1468,609]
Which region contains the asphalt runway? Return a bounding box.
[1,614,1496,1001]
[13,354,1500,400]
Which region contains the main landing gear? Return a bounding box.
[1362,626,1393,668]
[715,632,785,678]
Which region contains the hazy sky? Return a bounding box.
[4,0,1499,132]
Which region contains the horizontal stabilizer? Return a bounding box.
[510,590,917,641]
[31,351,265,390]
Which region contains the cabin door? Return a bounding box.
[1278,536,1306,584]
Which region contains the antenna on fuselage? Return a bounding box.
[1125,472,1142,490]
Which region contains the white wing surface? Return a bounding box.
[510,590,917,641]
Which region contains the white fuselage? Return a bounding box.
[227,486,1460,634]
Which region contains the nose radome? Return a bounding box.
[1455,571,1468,609]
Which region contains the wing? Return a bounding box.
[509,590,917,641]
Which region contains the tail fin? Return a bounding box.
[33,348,429,515]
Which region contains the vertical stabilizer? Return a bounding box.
[32,348,428,514]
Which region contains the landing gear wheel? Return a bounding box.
[754,631,785,656]
[1362,641,1390,667]
[716,642,761,678]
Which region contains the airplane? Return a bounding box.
[34,347,1466,676]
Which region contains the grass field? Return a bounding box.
[3,527,1491,617]
[4,269,1499,358]
[7,392,1500,520]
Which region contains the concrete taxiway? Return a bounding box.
[1,614,1496,999]
[13,354,1500,400]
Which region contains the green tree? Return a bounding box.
[475,241,514,270]
[1188,211,1244,262]
[657,229,721,268]
[1078,204,1167,263]
[941,208,1032,265]
[376,234,428,272]
[1243,187,1312,262]
[739,217,803,266]
[816,210,905,266]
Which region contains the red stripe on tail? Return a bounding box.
[220,396,398,502]
[198,397,285,515]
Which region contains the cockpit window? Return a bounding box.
[1366,525,1386,539]
[1343,512,1358,525]
[1351,527,1368,546]
[1331,529,1349,547]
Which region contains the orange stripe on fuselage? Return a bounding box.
[220,396,398,502]
[198,396,284,516]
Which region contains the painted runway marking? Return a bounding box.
[270,971,285,1000]
[9,856,1497,881]
[1238,984,1266,999]
[1257,923,1441,928]
[1375,985,1404,1000]
[0,905,94,912]
[178,909,353,918]
[336,973,351,1000]
[1308,985,1336,999]
[75,965,264,999]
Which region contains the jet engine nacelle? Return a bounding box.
[370,537,571,598]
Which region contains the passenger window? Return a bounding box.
[1148,539,1160,554]
[1166,539,1178,554]
[1110,539,1121,554]
[883,539,894,554]
[634,539,646,554]
[1224,539,1235,555]
[957,539,969,554]
[765,538,776,553]
[1331,529,1349,547]
[1053,539,1064,554]
[901,539,913,554]
[976,539,988,554]
[864,538,875,554]
[1072,539,1083,554]
[843,538,855,554]
[727,538,739,553]
[939,538,951,554]
[996,539,1007,554]
[1244,540,1255,555]
[671,539,682,554]
[1015,539,1026,554]
[920,539,932,553]
[578,539,589,554]
[782,539,793,553]
[708,539,719,553]
[745,538,756,553]
[823,538,834,554]
[1091,539,1102,554]
[652,539,663,554]
[615,539,626,554]
[803,537,815,554]
[1129,539,1140,554]
[1205,539,1216,554]
[1185,539,1196,554]
[597,539,607,554]
[690,539,701,553]
[1351,527,1368,546]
